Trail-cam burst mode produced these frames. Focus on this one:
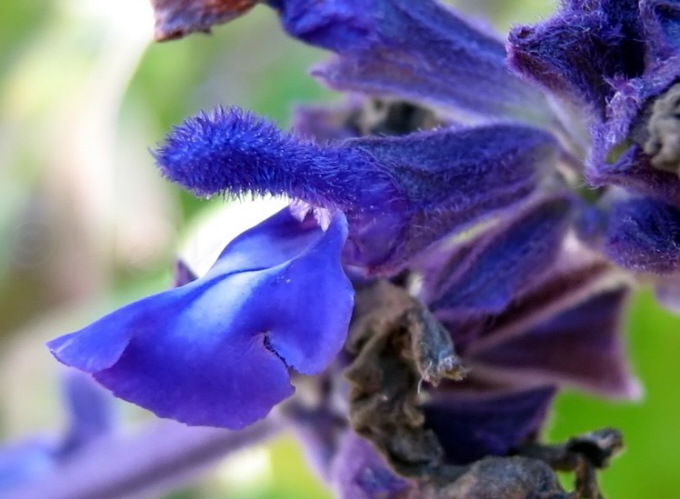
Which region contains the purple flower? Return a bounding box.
[42,0,680,495]
[154,106,556,274]
[508,1,646,115]
[296,227,635,497]
[604,196,680,273]
[418,199,636,457]
[504,0,680,296]
[426,196,574,319]
[268,0,554,123]
[330,432,411,498]
[49,207,353,428]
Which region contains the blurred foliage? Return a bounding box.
[0,0,678,497]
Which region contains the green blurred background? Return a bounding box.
[1,0,679,497]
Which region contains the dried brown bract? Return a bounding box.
[345,280,466,480]
[152,0,257,41]
[428,456,573,499]
[519,428,623,499]
[346,280,623,498]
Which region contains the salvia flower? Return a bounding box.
[508,0,680,282]
[40,0,680,496]
[298,230,633,497]
[50,208,353,428]
[154,106,557,274]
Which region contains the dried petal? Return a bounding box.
[152,0,256,41]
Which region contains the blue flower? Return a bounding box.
[506,1,680,287]
[270,0,552,122]
[44,0,680,495]
[426,196,574,319]
[604,196,680,272]
[50,208,353,428]
[154,106,557,274]
[296,221,635,496]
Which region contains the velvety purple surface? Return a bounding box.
[268,0,548,121]
[155,106,556,275]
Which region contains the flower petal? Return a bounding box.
[0,438,56,491]
[173,259,197,287]
[604,197,680,273]
[155,107,556,275]
[508,0,645,115]
[330,432,410,499]
[283,0,550,121]
[429,196,573,320]
[59,371,116,455]
[471,288,640,398]
[588,145,680,208]
[641,0,680,60]
[424,387,556,465]
[49,208,353,429]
